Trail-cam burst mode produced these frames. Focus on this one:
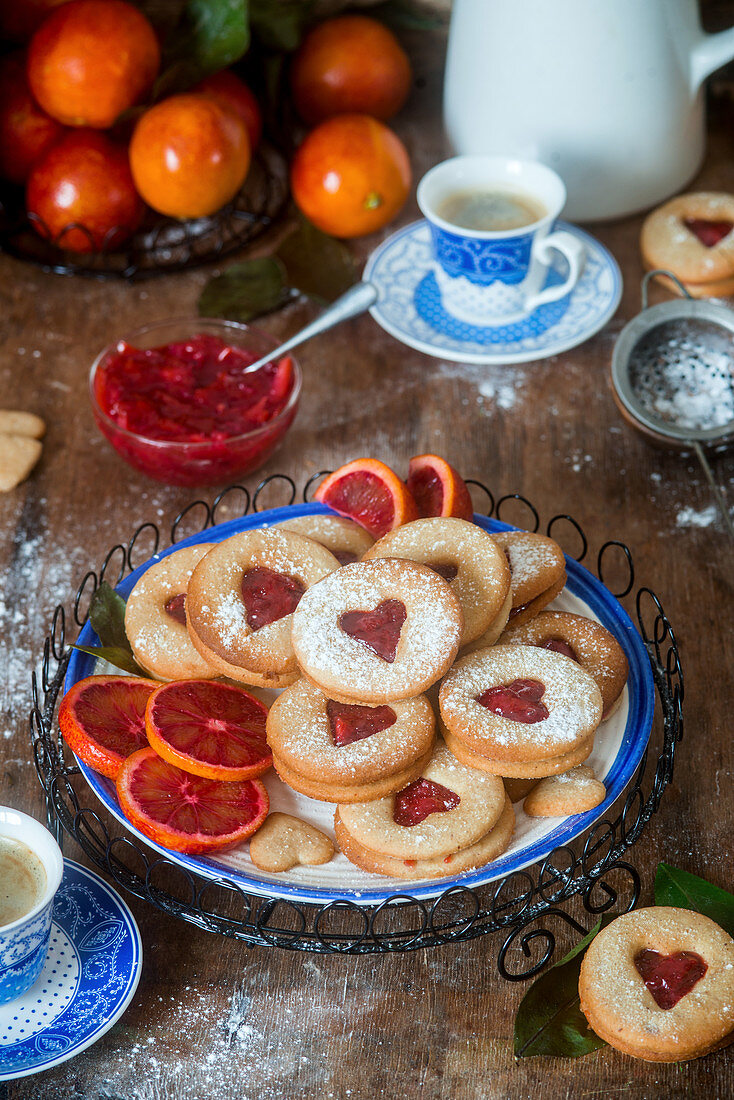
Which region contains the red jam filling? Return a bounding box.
[333,549,359,566]
[339,599,407,663]
[326,700,396,747]
[393,778,460,827]
[476,678,549,723]
[683,217,733,248]
[95,334,295,443]
[431,562,458,582]
[164,592,187,626]
[634,949,708,1010]
[540,636,578,662]
[240,567,305,630]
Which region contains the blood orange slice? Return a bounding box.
[313,458,418,538]
[145,679,272,781]
[406,454,474,521]
[116,747,269,854]
[58,675,157,780]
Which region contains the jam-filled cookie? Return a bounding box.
[266,678,435,803]
[124,543,218,681]
[186,529,339,684]
[641,192,734,297]
[291,557,464,704]
[489,530,566,629]
[439,645,602,778]
[498,610,628,719]
[362,517,511,648]
[272,513,374,564]
[334,742,513,879]
[579,907,734,1062]
[523,764,606,817]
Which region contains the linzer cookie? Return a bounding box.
[439,644,602,778]
[272,514,375,564]
[523,764,606,817]
[641,193,734,298]
[186,529,339,685]
[481,530,566,633]
[124,543,218,681]
[249,812,335,872]
[291,557,463,704]
[266,678,435,802]
[334,742,513,879]
[498,610,628,719]
[362,517,511,648]
[579,908,734,1062]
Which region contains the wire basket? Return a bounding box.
[29,475,682,976]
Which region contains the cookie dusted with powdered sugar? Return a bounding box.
[272,513,374,564]
[523,764,606,817]
[468,530,566,640]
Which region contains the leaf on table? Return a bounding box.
[654,863,734,937]
[71,645,145,677]
[198,257,292,322]
[156,0,251,98]
[249,0,314,52]
[513,919,608,1059]
[277,219,358,304]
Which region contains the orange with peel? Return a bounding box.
[407,454,474,521]
[313,458,418,538]
[58,675,157,780]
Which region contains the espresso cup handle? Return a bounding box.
[525,231,585,312]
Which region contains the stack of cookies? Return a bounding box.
[640,192,734,298]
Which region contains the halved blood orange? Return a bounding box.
[145,679,272,781]
[58,675,157,780]
[406,454,474,521]
[116,747,269,854]
[313,457,418,538]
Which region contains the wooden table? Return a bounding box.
[2,23,733,1100]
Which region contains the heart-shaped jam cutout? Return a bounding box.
[241,566,305,630]
[477,678,549,723]
[634,949,708,1010]
[684,217,733,248]
[333,549,359,565]
[540,636,578,662]
[164,592,187,625]
[326,700,396,747]
[339,598,407,663]
[393,777,460,826]
[431,562,458,582]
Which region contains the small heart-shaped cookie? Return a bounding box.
[339,598,407,662]
[249,812,334,872]
[0,432,43,492]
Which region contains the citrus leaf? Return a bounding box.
[513,919,608,1059]
[654,863,734,937]
[157,0,250,97]
[71,645,146,678]
[198,257,291,322]
[249,0,313,51]
[89,581,129,651]
[277,219,357,304]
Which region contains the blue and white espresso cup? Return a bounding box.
[417,156,585,325]
[0,807,64,1005]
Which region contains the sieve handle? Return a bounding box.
[641,269,693,310]
[692,440,734,539]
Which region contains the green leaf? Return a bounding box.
[277,219,358,304]
[71,645,146,678]
[89,581,129,651]
[249,0,313,51]
[198,257,291,322]
[513,919,608,1059]
[157,0,250,97]
[654,863,734,937]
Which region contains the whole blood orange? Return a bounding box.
[406,454,474,520]
[26,129,144,252]
[194,70,262,151]
[58,675,157,779]
[290,14,412,125]
[116,747,269,854]
[0,52,65,184]
[314,458,418,538]
[129,93,251,219]
[27,0,160,129]
[290,114,411,238]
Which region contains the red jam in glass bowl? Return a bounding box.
[89,319,301,486]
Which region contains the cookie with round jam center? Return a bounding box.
[164,592,187,625]
[541,636,578,661]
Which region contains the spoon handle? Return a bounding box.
[243,281,380,372]
[692,441,734,539]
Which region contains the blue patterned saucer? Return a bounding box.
[0,860,142,1081]
[363,219,622,365]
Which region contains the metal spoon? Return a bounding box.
[242,280,379,372]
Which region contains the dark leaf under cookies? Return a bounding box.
[654,863,734,937]
[70,581,145,676]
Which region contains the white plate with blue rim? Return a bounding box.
[0,859,142,1081]
[63,503,655,909]
[362,219,622,365]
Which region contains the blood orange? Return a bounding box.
[406,454,474,521]
[145,679,272,781]
[313,458,418,538]
[116,747,269,854]
[58,675,157,779]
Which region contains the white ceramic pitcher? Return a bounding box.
[444,0,734,221]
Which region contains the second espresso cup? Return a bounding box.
[417,156,585,325]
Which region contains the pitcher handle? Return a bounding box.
[525,232,585,313]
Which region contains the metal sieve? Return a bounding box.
[611,270,734,537]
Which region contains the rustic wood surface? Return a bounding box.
[1,22,733,1100]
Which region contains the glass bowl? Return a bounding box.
[89,318,301,487]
